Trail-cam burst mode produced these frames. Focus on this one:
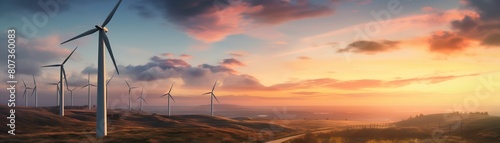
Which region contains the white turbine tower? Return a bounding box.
[82,73,96,110]
[106,74,114,109]
[21,79,33,107]
[42,47,78,116]
[32,75,38,107]
[202,80,220,116]
[160,82,175,116]
[124,79,138,111]
[136,88,147,112]
[60,0,122,137]
[48,82,60,106]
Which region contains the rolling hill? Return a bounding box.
[0,106,298,143]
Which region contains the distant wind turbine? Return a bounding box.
[31,75,38,107]
[48,82,60,106]
[22,79,33,107]
[67,86,78,108]
[60,0,122,137]
[160,82,175,116]
[136,88,147,112]
[82,73,96,110]
[124,79,138,111]
[42,46,77,116]
[202,80,220,116]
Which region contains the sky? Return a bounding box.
[1,0,500,110]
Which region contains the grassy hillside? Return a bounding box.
[0,106,297,143]
[286,113,500,143]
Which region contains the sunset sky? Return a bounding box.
[1,0,499,108]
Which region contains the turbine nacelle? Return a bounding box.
[95,25,108,33]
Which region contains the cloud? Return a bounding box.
[465,0,500,21]
[244,0,334,24]
[297,56,311,60]
[81,65,98,75]
[120,56,262,90]
[161,53,175,57]
[428,31,471,54]
[268,73,483,90]
[421,6,436,12]
[132,0,336,42]
[221,58,245,67]
[0,34,72,75]
[424,1,500,54]
[337,40,399,54]
[227,50,249,57]
[180,54,192,59]
[482,32,500,46]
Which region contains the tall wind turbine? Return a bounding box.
[67,86,78,108]
[106,73,114,109]
[22,79,33,107]
[60,0,122,137]
[136,88,147,112]
[125,79,138,111]
[42,47,78,116]
[31,75,38,107]
[48,82,60,106]
[82,73,97,110]
[160,82,175,116]
[202,80,220,116]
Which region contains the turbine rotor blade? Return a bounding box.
[107,73,115,85]
[62,46,78,64]
[62,67,68,88]
[42,64,61,67]
[170,94,176,103]
[213,94,220,104]
[30,87,36,97]
[61,28,98,45]
[211,80,217,92]
[102,32,119,74]
[101,0,122,27]
[143,98,148,104]
[202,92,211,95]
[22,79,26,87]
[32,74,36,85]
[124,79,131,88]
[168,83,174,93]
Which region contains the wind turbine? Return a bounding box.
[31,75,38,107]
[48,82,60,106]
[21,79,33,107]
[125,79,138,111]
[67,86,78,108]
[202,80,220,116]
[82,73,96,110]
[60,0,122,137]
[136,88,147,112]
[160,82,175,116]
[42,46,77,116]
[106,73,114,109]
